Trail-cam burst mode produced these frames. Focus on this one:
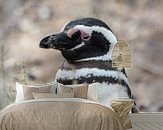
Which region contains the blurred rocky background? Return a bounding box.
[0,0,163,112]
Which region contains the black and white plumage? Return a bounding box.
[40,18,134,108]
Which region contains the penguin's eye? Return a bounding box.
[81,31,91,41]
[81,35,91,41]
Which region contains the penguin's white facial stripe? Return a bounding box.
[56,68,129,85]
[70,42,85,50]
[73,25,117,45]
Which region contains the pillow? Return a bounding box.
[15,82,58,103]
[32,93,74,99]
[87,83,99,101]
[57,83,88,99]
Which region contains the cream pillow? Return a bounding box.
[57,83,88,99]
[33,93,74,99]
[15,82,58,103]
[87,83,99,101]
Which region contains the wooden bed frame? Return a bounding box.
[128,113,163,130]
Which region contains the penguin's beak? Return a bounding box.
[39,32,72,50]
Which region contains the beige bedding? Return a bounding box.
[0,98,125,130]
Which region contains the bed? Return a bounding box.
[0,98,125,130]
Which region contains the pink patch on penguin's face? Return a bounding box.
[67,29,79,38]
[67,29,91,41]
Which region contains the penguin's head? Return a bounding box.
[40,18,117,62]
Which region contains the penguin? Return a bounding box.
[40,18,136,111]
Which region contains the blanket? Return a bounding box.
[0,98,125,130]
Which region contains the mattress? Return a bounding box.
[0,98,125,130]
